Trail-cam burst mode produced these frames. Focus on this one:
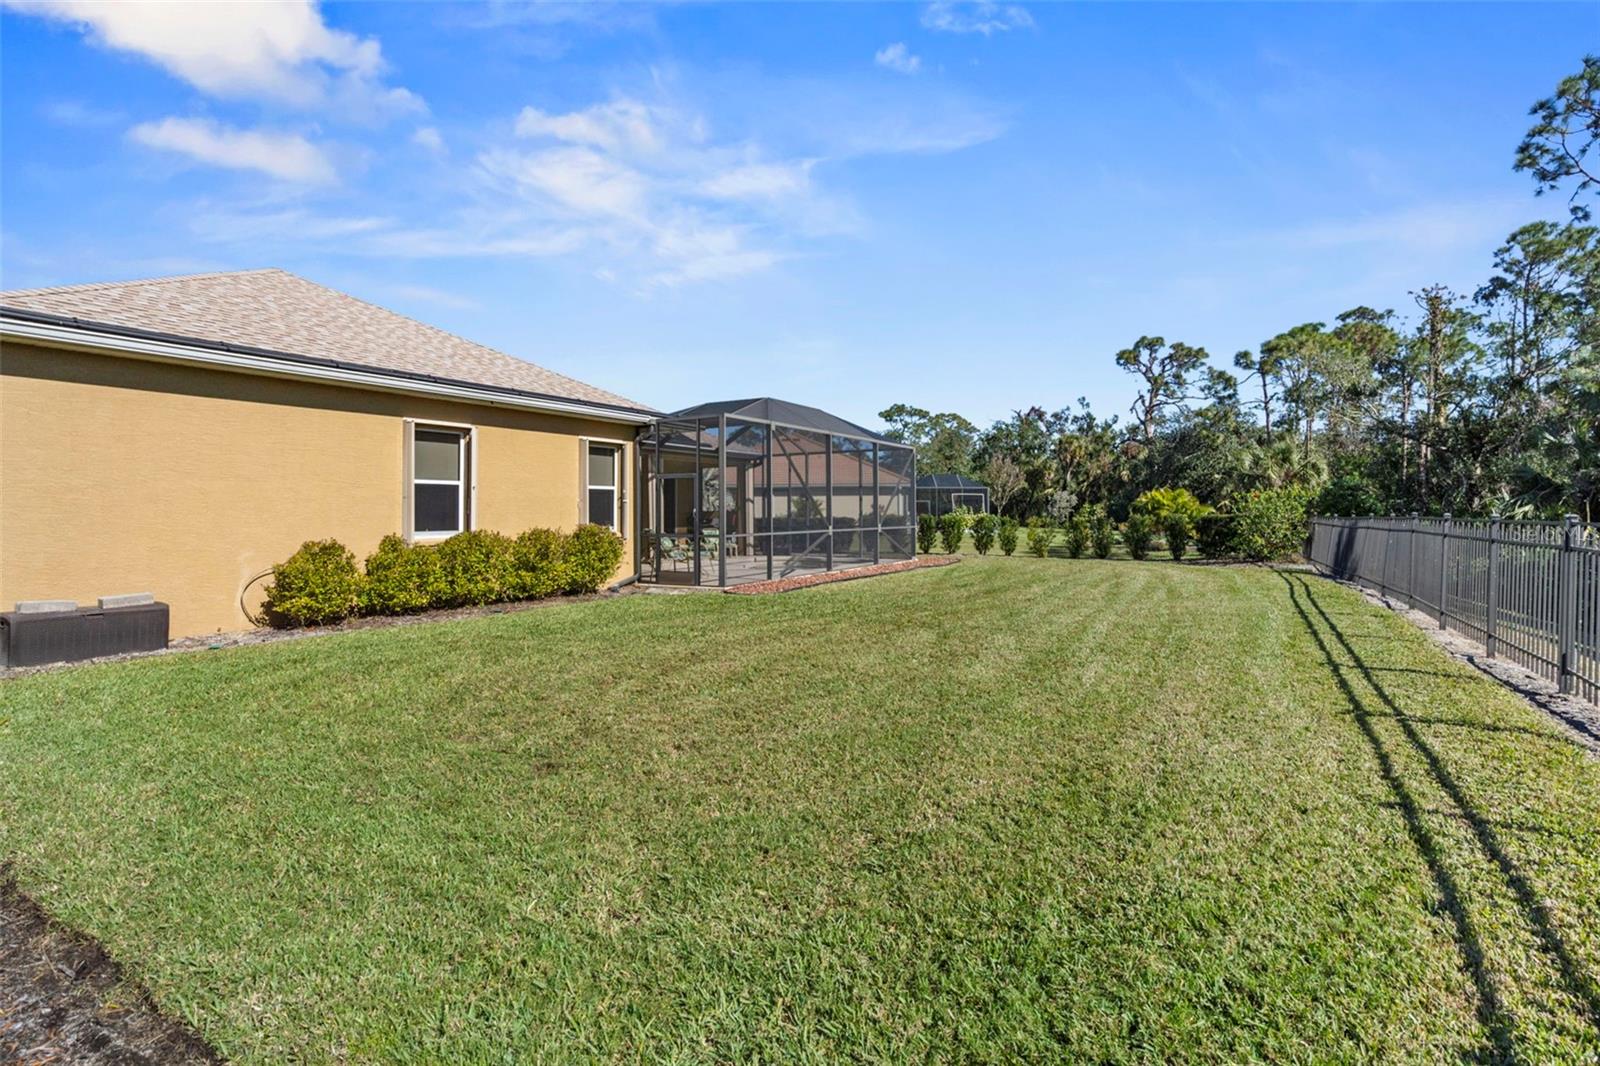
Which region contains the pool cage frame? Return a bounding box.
[915,474,991,518]
[636,400,917,588]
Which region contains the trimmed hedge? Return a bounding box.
[997,517,1020,556]
[1234,486,1313,562]
[509,528,566,600]
[437,529,515,607]
[939,512,966,555]
[361,534,445,615]
[1063,513,1089,559]
[970,513,998,555]
[916,513,939,554]
[1123,513,1156,561]
[565,524,626,593]
[1026,518,1054,558]
[264,540,362,626]
[1164,514,1193,560]
[266,524,625,628]
[1087,506,1115,559]
[1196,514,1236,559]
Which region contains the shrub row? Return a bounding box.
[263,525,625,628]
[902,484,1308,566]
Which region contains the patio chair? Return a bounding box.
[659,536,690,571]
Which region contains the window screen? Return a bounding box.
[414,427,465,536]
[587,443,618,529]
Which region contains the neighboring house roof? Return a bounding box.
[666,397,901,445]
[0,268,651,416]
[917,474,988,490]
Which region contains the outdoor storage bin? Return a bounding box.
[0,602,169,667]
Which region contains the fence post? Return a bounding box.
[1439,513,1452,630]
[1379,516,1390,597]
[1486,516,1500,658]
[1559,513,1579,695]
[1408,512,1419,605]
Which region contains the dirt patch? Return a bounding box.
[726,555,959,594]
[1,586,640,682]
[1333,577,1600,759]
[0,869,221,1065]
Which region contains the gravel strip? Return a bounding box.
[1331,577,1600,758]
[0,869,220,1065]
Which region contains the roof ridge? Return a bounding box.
[0,267,289,299]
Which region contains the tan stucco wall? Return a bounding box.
[0,341,639,638]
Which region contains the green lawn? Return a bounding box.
[3,558,1599,1063]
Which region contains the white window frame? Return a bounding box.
[404,419,477,542]
[583,440,623,532]
[580,437,628,534]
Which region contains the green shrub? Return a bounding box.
[1131,487,1210,527]
[361,534,444,614]
[1123,513,1156,560]
[917,513,939,554]
[1088,506,1115,559]
[939,512,966,554]
[1026,517,1054,558]
[436,530,515,606]
[1164,514,1193,560]
[508,528,567,600]
[1063,513,1089,558]
[1314,475,1385,517]
[564,524,624,593]
[263,539,362,626]
[997,517,1020,556]
[970,513,998,555]
[1233,486,1313,561]
[1196,513,1236,559]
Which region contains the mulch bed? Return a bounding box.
[726,555,959,594]
[0,869,220,1065]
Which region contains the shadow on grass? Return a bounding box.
[1282,572,1600,1061]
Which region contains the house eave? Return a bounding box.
[0,307,657,425]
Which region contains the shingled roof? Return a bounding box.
[0,268,648,413]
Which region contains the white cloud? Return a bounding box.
[175,78,1002,288]
[128,117,337,184]
[700,161,814,201]
[486,95,818,284]
[514,98,664,155]
[921,1,1033,35]
[4,0,420,118]
[481,145,650,217]
[874,42,922,75]
[412,126,446,153]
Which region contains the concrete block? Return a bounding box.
[15,600,78,614]
[98,593,156,609]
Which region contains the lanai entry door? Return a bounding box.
[639,420,725,586]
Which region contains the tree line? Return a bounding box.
[881,57,1599,524]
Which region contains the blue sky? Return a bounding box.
[1,2,1587,428]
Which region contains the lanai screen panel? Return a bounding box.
[878,443,915,561]
[770,424,831,578]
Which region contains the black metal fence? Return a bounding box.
[1307,515,1600,705]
